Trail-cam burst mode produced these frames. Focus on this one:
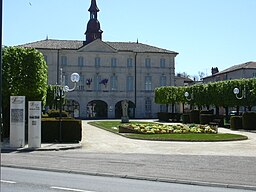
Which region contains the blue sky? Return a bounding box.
[3,0,256,78]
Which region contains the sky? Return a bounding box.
[3,0,256,78]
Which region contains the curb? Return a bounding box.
[2,164,256,191]
[0,143,82,153]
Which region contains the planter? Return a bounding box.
[182,114,190,124]
[157,112,170,122]
[242,112,256,130]
[189,110,200,124]
[42,118,82,143]
[230,116,243,130]
[200,114,213,125]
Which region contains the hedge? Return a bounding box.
[155,78,256,108]
[200,114,213,125]
[230,116,243,130]
[42,118,82,143]
[242,112,256,130]
[189,110,200,124]
[182,114,190,124]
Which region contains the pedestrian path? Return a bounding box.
[1,140,81,152]
[1,119,256,156]
[81,120,256,157]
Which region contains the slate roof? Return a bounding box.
[21,39,178,54]
[203,61,256,79]
[218,61,256,74]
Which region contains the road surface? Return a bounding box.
[1,167,254,192]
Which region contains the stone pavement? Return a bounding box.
[1,120,256,191]
[81,120,256,157]
[1,119,256,156]
[0,140,81,152]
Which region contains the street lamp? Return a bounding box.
[233,86,246,100]
[56,68,80,142]
[184,91,192,101]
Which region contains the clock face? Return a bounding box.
[71,73,80,82]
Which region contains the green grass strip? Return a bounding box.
[88,121,248,142]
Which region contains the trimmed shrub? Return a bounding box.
[157,112,170,122]
[170,113,182,122]
[189,110,200,124]
[230,116,243,130]
[242,112,256,130]
[200,109,214,115]
[182,114,190,124]
[47,110,69,118]
[42,118,82,143]
[200,114,213,125]
[212,115,225,127]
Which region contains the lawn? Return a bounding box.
[88,121,248,142]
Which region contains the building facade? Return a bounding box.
[22,0,178,119]
[203,61,256,83]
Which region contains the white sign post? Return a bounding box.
[10,96,25,148]
[28,101,41,148]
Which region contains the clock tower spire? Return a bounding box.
[85,0,103,44]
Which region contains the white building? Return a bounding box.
[22,0,178,119]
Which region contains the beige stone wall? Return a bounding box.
[39,45,176,118]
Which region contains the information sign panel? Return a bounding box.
[28,101,41,148]
[10,96,25,148]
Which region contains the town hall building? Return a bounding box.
[22,0,178,119]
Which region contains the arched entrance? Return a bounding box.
[115,100,135,119]
[63,100,80,118]
[87,100,108,118]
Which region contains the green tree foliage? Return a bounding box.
[2,47,48,137]
[46,85,67,110]
[46,85,57,109]
[3,47,48,105]
[155,78,256,108]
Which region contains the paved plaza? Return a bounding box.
[81,120,256,157]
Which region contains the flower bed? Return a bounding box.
[119,123,217,134]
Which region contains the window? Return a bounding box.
[127,58,133,68]
[78,57,84,67]
[160,105,167,112]
[94,75,101,91]
[126,76,134,91]
[160,76,167,86]
[145,58,151,68]
[111,58,117,68]
[253,72,256,78]
[110,75,118,91]
[145,76,152,91]
[95,57,100,68]
[78,75,85,90]
[61,56,67,66]
[145,97,152,113]
[160,58,166,68]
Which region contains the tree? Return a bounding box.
[2,47,48,137]
[155,78,256,114]
[198,71,205,80]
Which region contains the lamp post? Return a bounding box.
[184,91,192,101]
[233,86,246,100]
[56,68,80,142]
[184,91,193,113]
[233,86,249,115]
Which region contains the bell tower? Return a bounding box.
[85,0,103,44]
